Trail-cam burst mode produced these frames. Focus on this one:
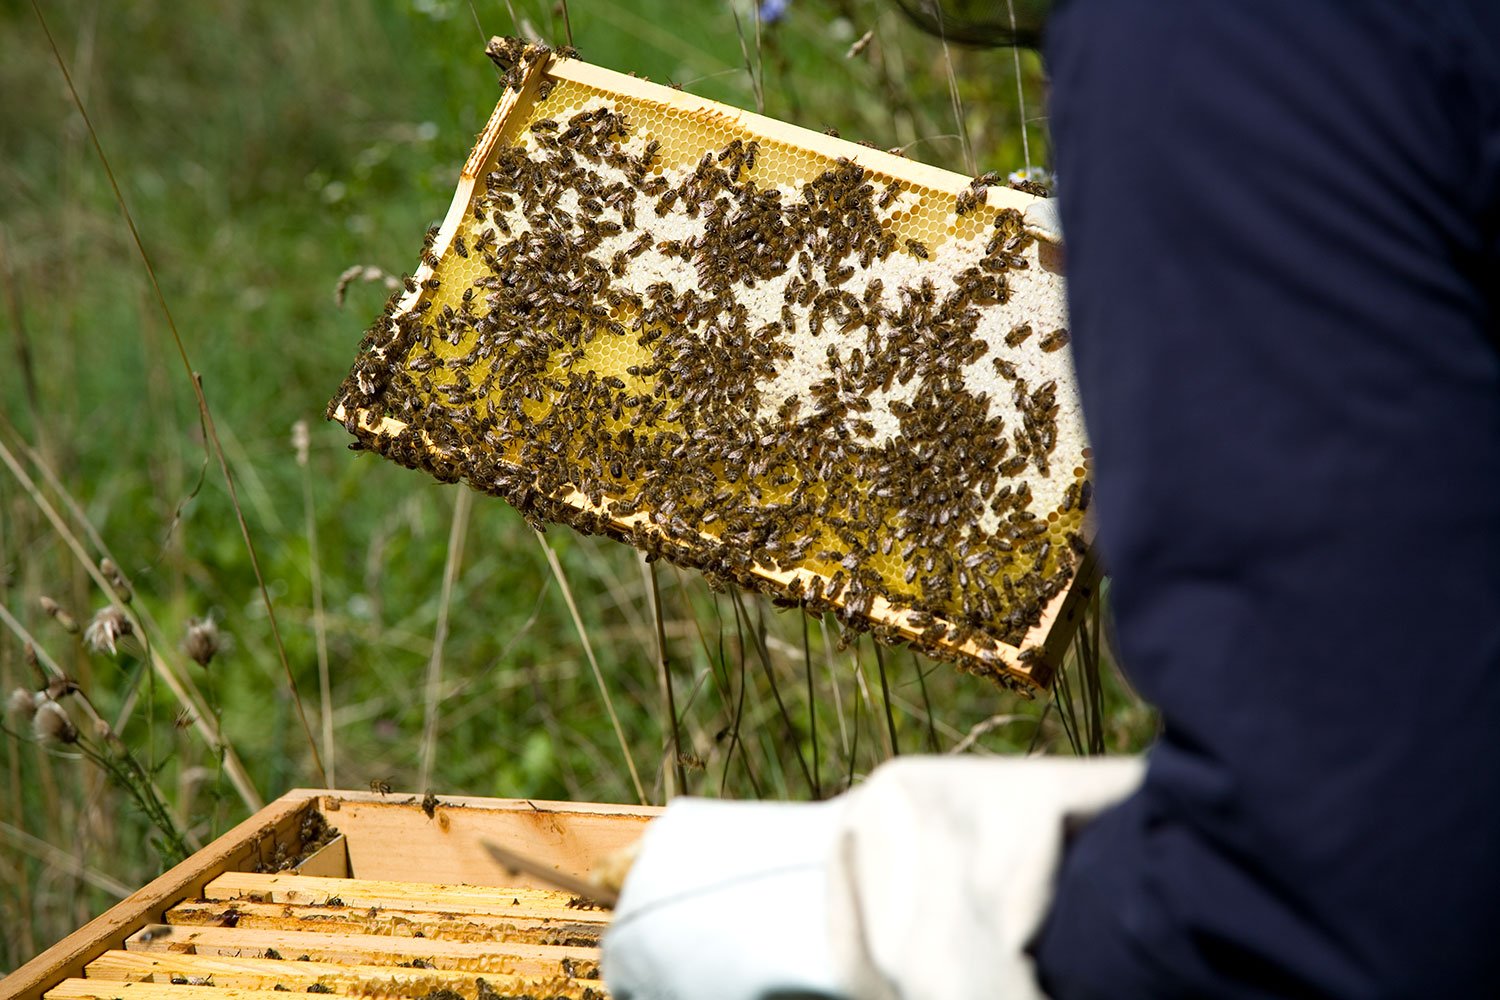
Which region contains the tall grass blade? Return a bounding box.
[873,640,900,756]
[731,589,814,796]
[912,651,940,752]
[295,422,337,788]
[802,613,821,798]
[1004,0,1033,174]
[644,558,688,796]
[31,1,327,786]
[535,531,646,803]
[418,487,472,792]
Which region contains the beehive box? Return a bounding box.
[3,790,655,1000]
[329,41,1097,688]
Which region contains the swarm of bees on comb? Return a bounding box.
[329,40,1094,688]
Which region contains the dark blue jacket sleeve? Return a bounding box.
[1033,2,1500,997]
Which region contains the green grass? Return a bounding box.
[0,0,1152,970]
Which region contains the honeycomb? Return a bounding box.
[329,42,1092,688]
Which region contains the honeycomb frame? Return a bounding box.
[329,45,1098,690]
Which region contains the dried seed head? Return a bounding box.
[7,687,37,726]
[40,596,79,634]
[45,676,79,701]
[33,700,78,745]
[99,559,132,603]
[182,617,226,668]
[84,606,134,657]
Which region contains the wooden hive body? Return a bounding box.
[329,44,1099,690]
[4,790,656,1000]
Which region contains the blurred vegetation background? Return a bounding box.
[0,0,1153,969]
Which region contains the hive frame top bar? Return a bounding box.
[482,55,1039,207]
[329,47,1096,689]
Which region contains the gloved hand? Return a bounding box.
[827,757,1143,1000]
[1023,198,1063,244]
[601,756,1144,1000]
[601,797,848,1000]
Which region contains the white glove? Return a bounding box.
[829,756,1144,1000]
[602,756,1144,1000]
[602,797,848,1000]
[1023,199,1064,244]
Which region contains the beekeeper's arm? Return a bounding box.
[601,755,1143,1000]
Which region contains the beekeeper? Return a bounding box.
[603,1,1500,996]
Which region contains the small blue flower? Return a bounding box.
[759,0,791,23]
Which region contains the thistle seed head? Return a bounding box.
[182,616,226,667]
[99,558,132,603]
[84,606,134,657]
[7,688,37,726]
[40,595,79,634]
[45,676,79,701]
[33,700,78,745]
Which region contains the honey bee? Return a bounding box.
[905,238,929,259]
[369,778,392,796]
[1040,328,1072,352]
[1067,531,1089,556]
[999,455,1028,477]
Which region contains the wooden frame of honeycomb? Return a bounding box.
[7,789,654,1000]
[329,43,1099,690]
